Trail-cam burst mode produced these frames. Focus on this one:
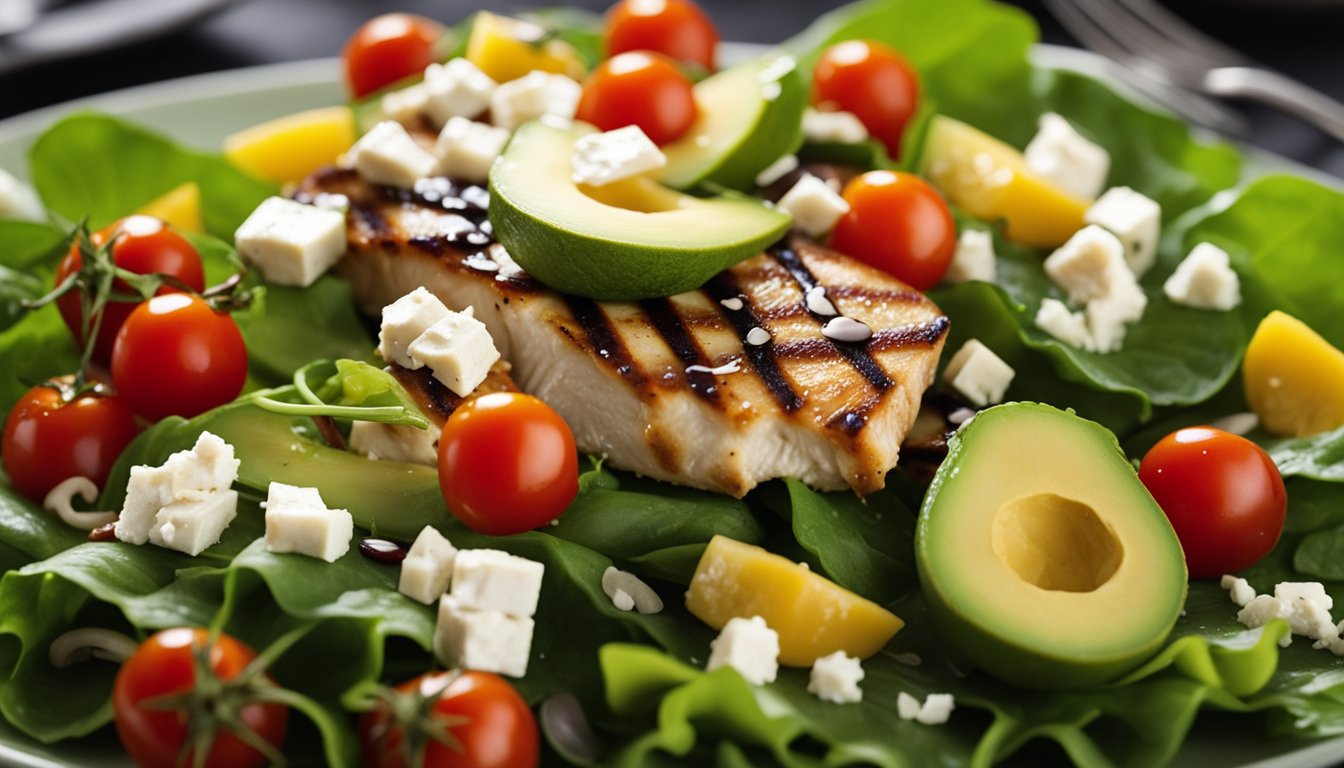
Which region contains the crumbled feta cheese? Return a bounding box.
[378,286,452,370]
[116,431,240,550]
[1221,574,1257,608]
[1163,242,1241,311]
[149,490,239,557]
[755,154,799,188]
[1085,186,1162,276]
[116,466,173,545]
[406,307,501,397]
[942,339,1015,407]
[381,83,431,124]
[347,120,439,189]
[571,126,667,187]
[398,526,458,604]
[777,173,850,238]
[1085,281,1147,354]
[808,651,864,704]
[706,615,780,685]
[897,691,956,725]
[896,691,922,720]
[0,169,43,221]
[435,595,534,677]
[1034,298,1094,351]
[1023,112,1110,201]
[349,420,441,466]
[1236,580,1341,649]
[263,482,354,563]
[489,71,582,131]
[161,432,239,501]
[234,197,348,287]
[601,566,664,614]
[451,549,545,618]
[435,117,511,184]
[1043,225,1132,305]
[423,58,497,125]
[802,108,869,145]
[944,229,996,284]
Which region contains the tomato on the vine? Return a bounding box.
[113,628,287,768]
[438,392,578,536]
[344,13,445,99]
[812,39,920,157]
[1139,426,1287,578]
[1,385,139,503]
[358,670,539,768]
[576,51,697,145]
[111,293,247,422]
[829,170,956,291]
[54,215,205,363]
[605,0,718,72]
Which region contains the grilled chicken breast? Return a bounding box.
[296,168,949,496]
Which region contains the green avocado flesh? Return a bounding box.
[915,402,1187,689]
[658,52,807,191]
[488,120,792,301]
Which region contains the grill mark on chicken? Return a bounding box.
[638,298,722,404]
[389,362,519,425]
[825,284,926,305]
[703,273,803,413]
[564,296,649,387]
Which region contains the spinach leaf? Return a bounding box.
[235,279,378,386]
[1262,425,1344,483]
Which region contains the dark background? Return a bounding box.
[1,0,1341,176]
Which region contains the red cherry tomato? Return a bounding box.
[576,51,697,145]
[54,215,206,363]
[110,294,247,422]
[438,392,578,536]
[343,13,445,99]
[113,628,287,768]
[605,0,718,72]
[1,385,139,503]
[1139,426,1287,578]
[812,40,920,157]
[829,171,956,291]
[358,671,539,768]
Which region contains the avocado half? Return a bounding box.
[915,402,1187,689]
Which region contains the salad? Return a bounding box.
[1,0,1343,766]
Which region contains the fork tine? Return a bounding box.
[1067,0,1211,76]
[1108,0,1250,67]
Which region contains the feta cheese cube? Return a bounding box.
[263,482,354,563]
[802,108,869,145]
[777,173,850,238]
[1163,242,1241,311]
[435,117,511,184]
[1085,281,1147,354]
[808,651,864,704]
[115,465,172,545]
[235,197,348,287]
[706,615,780,685]
[435,596,534,677]
[755,154,799,188]
[377,286,452,370]
[1023,112,1110,201]
[406,308,501,397]
[161,431,240,502]
[944,229,997,284]
[1034,298,1094,351]
[149,490,239,557]
[0,169,43,221]
[349,420,441,466]
[1085,186,1161,276]
[451,549,545,618]
[896,691,956,725]
[1237,594,1295,647]
[398,526,458,604]
[347,120,439,189]
[942,339,1015,407]
[571,126,667,187]
[1221,574,1257,607]
[381,83,431,124]
[1274,582,1337,642]
[423,59,498,125]
[1043,225,1132,305]
[489,71,582,131]
[897,691,922,721]
[601,566,664,614]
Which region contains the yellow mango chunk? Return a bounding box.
[465,12,585,84]
[1244,311,1344,437]
[921,115,1089,248]
[223,106,356,185]
[137,182,202,233]
[686,535,904,666]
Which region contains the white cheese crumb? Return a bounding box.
[377,286,452,370]
[1163,242,1241,311]
[601,566,664,614]
[451,549,545,618]
[777,173,850,238]
[435,117,511,184]
[755,154,799,187]
[706,615,780,685]
[802,107,869,145]
[263,482,353,563]
[1085,186,1162,276]
[1235,580,1341,649]
[571,125,667,187]
[435,595,534,677]
[381,83,430,124]
[347,120,439,189]
[116,432,240,555]
[808,651,864,704]
[149,490,239,557]
[348,420,441,466]
[897,691,956,725]
[423,58,497,125]
[1023,112,1110,201]
[1044,225,1132,305]
[942,339,1015,407]
[406,306,501,397]
[1220,574,1257,608]
[490,70,582,131]
[398,526,458,605]
[943,229,997,284]
[234,197,347,288]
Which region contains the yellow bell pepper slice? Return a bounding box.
[223,106,356,185]
[1244,310,1344,437]
[465,12,585,84]
[137,182,202,234]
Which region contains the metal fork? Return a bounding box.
[1044,0,1344,142]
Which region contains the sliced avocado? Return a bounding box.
[915,402,1186,688]
[658,52,806,191]
[489,120,791,300]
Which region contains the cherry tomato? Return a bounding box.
[1,385,139,503]
[605,0,718,72]
[343,13,445,99]
[813,40,920,157]
[110,293,247,422]
[1139,426,1287,578]
[829,171,956,291]
[576,51,697,145]
[438,392,578,536]
[358,671,539,768]
[54,215,206,363]
[113,628,287,768]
